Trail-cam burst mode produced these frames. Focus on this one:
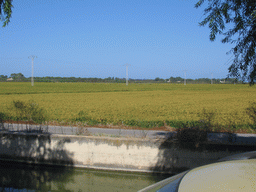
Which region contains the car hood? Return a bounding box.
[178,159,256,192]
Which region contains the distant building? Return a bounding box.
[7,78,13,81]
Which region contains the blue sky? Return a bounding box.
[0,0,234,79]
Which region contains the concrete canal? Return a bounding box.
[1,124,256,191]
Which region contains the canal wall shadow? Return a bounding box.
[151,128,256,174]
[0,125,78,191]
[0,128,75,166]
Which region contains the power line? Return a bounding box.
[224,55,234,66]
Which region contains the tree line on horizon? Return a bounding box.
[1,0,255,84]
[0,73,244,84]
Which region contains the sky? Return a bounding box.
[0,0,235,80]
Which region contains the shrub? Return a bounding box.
[11,100,47,124]
[75,110,91,122]
[246,102,256,129]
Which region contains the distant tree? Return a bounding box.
[0,0,13,27]
[0,75,7,82]
[0,75,7,79]
[10,73,25,81]
[174,77,183,82]
[154,77,165,82]
[195,0,256,84]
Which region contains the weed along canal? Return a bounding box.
[0,161,170,191]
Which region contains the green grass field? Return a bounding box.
[0,82,256,133]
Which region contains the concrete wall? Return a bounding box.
[0,133,254,174]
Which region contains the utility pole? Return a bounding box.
[124,63,131,86]
[29,55,37,86]
[211,73,213,84]
[183,70,187,85]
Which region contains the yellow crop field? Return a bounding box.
[0,82,256,132]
